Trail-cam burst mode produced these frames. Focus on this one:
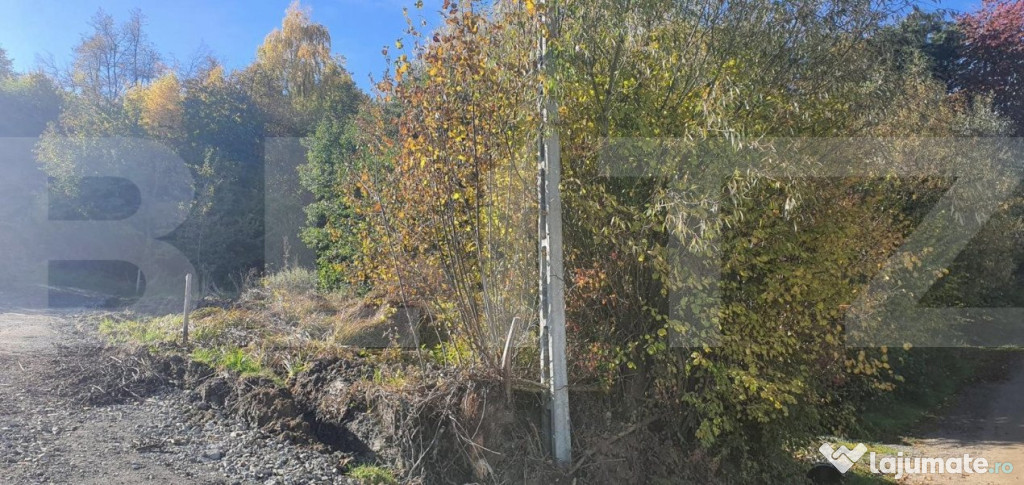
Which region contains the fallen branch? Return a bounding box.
[512,379,607,394]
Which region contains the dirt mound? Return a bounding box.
[194,375,232,407]
[50,345,571,482]
[230,378,311,443]
[290,357,554,483]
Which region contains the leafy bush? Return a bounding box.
[300,117,364,291]
[299,0,1022,482]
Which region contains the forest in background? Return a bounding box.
[3,0,1024,482]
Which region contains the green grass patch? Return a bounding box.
[190,346,264,376]
[190,347,220,366]
[858,403,931,441]
[98,316,178,346]
[348,465,397,485]
[222,347,262,374]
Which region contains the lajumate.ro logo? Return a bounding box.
[819,441,1014,480]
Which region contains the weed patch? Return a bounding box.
[347,465,397,485]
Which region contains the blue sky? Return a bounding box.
[0,0,444,92]
[0,0,979,93]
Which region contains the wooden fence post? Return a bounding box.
[182,273,192,345]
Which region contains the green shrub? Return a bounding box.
[190,347,219,366]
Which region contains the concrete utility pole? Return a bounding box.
[537,0,571,466]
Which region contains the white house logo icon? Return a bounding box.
[819,443,868,474]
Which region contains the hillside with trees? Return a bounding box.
[2,0,1024,483]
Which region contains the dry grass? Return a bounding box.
[99,268,429,384]
[86,269,562,483]
[52,343,175,405]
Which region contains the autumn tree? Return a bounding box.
[126,72,183,139]
[955,0,1024,134]
[315,1,541,367]
[873,8,963,86]
[241,1,364,136]
[38,9,164,187]
[68,9,160,106]
[305,1,1017,481]
[872,4,1024,312]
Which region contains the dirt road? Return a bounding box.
[905,358,1024,484]
[0,309,232,484]
[0,308,355,484]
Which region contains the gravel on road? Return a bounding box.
[0,309,360,485]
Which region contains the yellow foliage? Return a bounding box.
[134,73,183,138]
